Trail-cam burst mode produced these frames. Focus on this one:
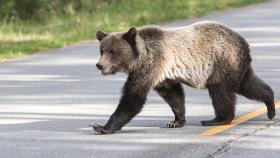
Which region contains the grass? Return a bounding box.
[0,0,269,60]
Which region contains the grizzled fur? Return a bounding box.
[91,21,275,134]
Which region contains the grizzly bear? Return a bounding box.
[89,21,275,134]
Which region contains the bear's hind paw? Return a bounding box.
[201,118,232,126]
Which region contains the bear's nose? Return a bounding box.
[96,63,104,70]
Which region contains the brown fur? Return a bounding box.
[91,21,275,134]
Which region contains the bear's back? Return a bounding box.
[156,21,251,88]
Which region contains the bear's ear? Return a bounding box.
[122,27,137,43]
[96,30,108,41]
[123,27,139,56]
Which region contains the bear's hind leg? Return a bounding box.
[202,84,236,126]
[155,80,185,128]
[239,69,275,119]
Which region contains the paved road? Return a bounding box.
[1,1,280,158]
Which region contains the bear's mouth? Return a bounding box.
[101,69,112,75]
[101,65,118,75]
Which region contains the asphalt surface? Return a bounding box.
[1,1,280,158]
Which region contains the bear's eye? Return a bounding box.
[109,50,115,54]
[100,50,104,55]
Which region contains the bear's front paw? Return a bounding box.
[167,120,185,128]
[88,123,113,134]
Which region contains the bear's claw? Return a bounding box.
[167,121,185,128]
[89,123,114,134]
[89,123,103,134]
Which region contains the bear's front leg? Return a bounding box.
[154,79,186,128]
[90,74,151,134]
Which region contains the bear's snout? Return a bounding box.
[96,63,104,70]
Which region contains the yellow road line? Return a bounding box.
[201,101,280,136]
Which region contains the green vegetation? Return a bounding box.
[0,0,268,60]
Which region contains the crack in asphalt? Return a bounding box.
[203,118,280,158]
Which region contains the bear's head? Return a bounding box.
[95,27,139,75]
